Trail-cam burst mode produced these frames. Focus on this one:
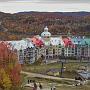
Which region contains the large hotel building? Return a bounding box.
[1,26,90,64]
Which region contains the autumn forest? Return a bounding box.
[0,11,90,40]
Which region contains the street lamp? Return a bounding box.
[59,54,66,78]
[60,60,64,78]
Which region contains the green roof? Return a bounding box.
[84,38,90,45]
[71,37,90,46]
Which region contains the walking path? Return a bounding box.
[21,71,77,82]
[48,59,90,63]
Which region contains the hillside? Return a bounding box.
[0,11,90,40]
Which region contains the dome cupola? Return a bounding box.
[41,26,51,38]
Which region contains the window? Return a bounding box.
[53,49,55,54]
[46,49,48,55]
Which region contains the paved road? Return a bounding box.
[21,71,76,82]
[46,59,90,63]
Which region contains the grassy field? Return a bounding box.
[23,85,90,90]
[21,75,90,90]
[23,86,90,90]
[22,61,90,73]
[21,61,90,90]
[56,85,90,90]
[22,61,90,78]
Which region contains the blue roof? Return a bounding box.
[71,37,90,46]
[84,38,90,45]
[78,71,90,79]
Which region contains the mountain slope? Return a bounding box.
[0,11,90,40]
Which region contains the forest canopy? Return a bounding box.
[0,11,90,40]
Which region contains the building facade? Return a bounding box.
[2,26,90,64]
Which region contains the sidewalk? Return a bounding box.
[24,83,51,90]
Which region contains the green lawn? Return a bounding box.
[21,75,90,90]
[56,85,90,90]
[22,61,90,72]
[22,86,90,90]
[21,61,90,90]
[22,62,90,78]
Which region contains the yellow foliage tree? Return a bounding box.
[0,68,12,90]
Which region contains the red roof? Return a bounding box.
[62,37,75,48]
[31,36,44,47]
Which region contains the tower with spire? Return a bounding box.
[41,26,51,38]
[41,26,51,45]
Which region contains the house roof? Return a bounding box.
[71,37,90,46]
[7,39,34,51]
[50,37,64,46]
[71,37,80,45]
[62,37,74,47]
[31,36,44,47]
[1,35,90,51]
[84,38,90,45]
[78,71,90,79]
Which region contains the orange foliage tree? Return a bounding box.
[0,42,21,89]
